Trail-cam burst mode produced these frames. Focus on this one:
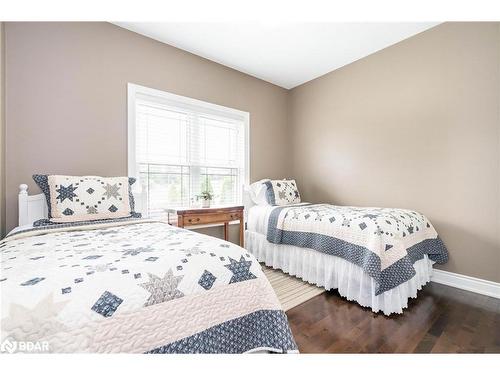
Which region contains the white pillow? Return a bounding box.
[248,179,271,206]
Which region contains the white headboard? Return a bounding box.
[18,184,48,226]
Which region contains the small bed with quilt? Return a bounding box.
[0,175,297,354]
[244,179,449,315]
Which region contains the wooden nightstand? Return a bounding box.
[165,206,245,247]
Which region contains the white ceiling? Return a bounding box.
[115,22,439,89]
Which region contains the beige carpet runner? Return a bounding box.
[262,265,324,311]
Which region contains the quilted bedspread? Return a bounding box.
[0,219,297,353]
[267,204,448,295]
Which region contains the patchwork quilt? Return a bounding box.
[267,204,448,295]
[0,220,297,353]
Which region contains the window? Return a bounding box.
[128,84,249,218]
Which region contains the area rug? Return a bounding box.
[262,265,324,311]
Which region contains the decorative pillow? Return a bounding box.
[33,175,139,223]
[264,179,301,206]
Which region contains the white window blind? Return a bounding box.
[129,84,249,218]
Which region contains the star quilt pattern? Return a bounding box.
[46,175,133,222]
[1,220,297,353]
[266,204,448,295]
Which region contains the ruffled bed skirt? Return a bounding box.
[246,230,434,315]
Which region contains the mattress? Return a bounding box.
[247,204,308,235]
[247,205,276,235]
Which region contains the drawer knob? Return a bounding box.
[188,218,200,223]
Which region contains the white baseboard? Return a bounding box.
[431,269,500,299]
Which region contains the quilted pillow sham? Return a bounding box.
[33,174,139,223]
[264,179,301,206]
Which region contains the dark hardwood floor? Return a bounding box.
[286,282,500,353]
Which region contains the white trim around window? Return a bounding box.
[127,83,250,216]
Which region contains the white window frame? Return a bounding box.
[127,83,250,213]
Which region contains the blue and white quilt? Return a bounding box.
[267,204,448,295]
[1,219,297,353]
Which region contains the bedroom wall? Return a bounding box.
[3,22,291,240]
[289,22,500,282]
[4,22,500,283]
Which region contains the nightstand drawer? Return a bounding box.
[165,205,244,247]
[183,211,241,225]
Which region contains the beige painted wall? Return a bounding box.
[3,22,500,281]
[4,22,290,241]
[289,22,500,282]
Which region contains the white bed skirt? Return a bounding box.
[246,230,434,315]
